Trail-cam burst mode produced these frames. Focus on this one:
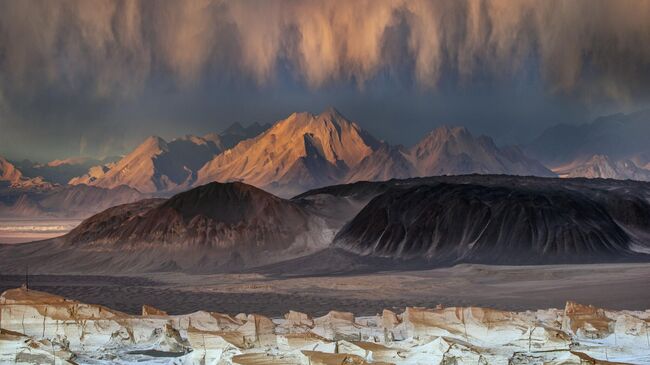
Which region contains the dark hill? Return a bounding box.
[1,182,331,273]
[333,182,650,265]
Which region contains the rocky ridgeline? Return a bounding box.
[1,287,649,364]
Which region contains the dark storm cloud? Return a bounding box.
[0,0,648,160]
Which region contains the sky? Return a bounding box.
[0,0,648,162]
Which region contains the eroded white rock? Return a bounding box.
[1,287,649,365]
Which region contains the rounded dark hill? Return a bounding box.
[334,183,650,265]
[65,198,166,243]
[7,182,331,274]
[68,182,313,249]
[159,181,296,224]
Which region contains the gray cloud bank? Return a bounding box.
[1,0,648,98]
[0,0,648,160]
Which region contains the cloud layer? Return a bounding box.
[0,0,648,161]
[0,0,648,100]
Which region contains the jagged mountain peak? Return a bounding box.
[0,156,24,184]
[409,125,554,178]
[174,134,207,144]
[415,125,479,150]
[202,132,223,148]
[272,107,359,133]
[142,135,167,146]
[223,121,245,134]
[62,109,555,195]
[426,125,470,137]
[196,109,379,196]
[221,121,271,137]
[218,121,272,150]
[69,134,221,193]
[0,156,55,189]
[133,135,169,154]
[319,105,345,119]
[553,153,650,181]
[346,143,416,183]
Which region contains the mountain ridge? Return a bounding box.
[0,184,145,218]
[196,108,381,196]
[528,109,650,166]
[0,156,55,190]
[342,125,555,185]
[69,135,222,193]
[195,109,553,196]
[554,154,650,181]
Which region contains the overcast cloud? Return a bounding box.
[0,0,648,160]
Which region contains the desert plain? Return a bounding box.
[2,262,649,317]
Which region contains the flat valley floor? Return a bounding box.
[0,218,81,244]
[2,263,649,316]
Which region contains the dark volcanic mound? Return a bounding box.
[65,182,308,250]
[333,182,650,265]
[1,182,329,273]
[67,181,310,246]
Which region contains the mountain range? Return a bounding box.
[528,109,650,181]
[12,156,119,185]
[60,108,554,197]
[553,154,650,181]
[67,122,273,194]
[0,184,144,218]
[69,135,222,194]
[196,108,382,196]
[2,107,650,208]
[0,157,54,190]
[194,108,555,195]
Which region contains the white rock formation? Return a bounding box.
[1,287,649,364]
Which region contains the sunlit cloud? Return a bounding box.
[0,0,647,100]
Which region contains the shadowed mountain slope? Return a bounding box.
[217,121,273,150]
[333,183,650,264]
[280,175,650,274]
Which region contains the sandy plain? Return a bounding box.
[1,262,649,317]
